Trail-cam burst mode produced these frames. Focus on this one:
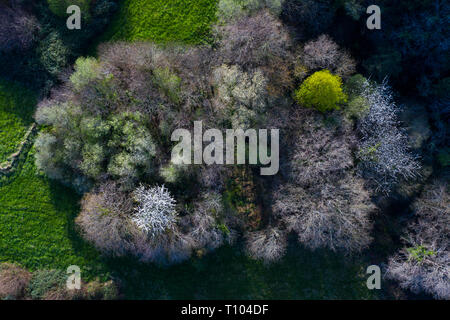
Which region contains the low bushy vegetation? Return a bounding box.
[0,0,118,93]
[294,70,347,113]
[387,179,450,299]
[0,263,32,300]
[0,263,119,300]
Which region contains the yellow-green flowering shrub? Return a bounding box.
[295,70,347,113]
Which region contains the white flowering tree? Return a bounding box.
[132,185,178,238]
[357,79,420,193]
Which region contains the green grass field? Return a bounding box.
[0,80,36,163]
[98,0,217,44]
[0,148,109,279]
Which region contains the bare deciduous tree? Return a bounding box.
[301,34,356,78]
[273,174,375,253]
[217,11,291,69]
[0,2,38,52]
[76,182,136,257]
[288,109,356,187]
[245,228,287,263]
[387,180,450,299]
[186,192,234,251]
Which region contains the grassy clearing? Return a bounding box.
[0,148,108,280]
[0,80,36,163]
[98,0,217,44]
[0,79,106,280]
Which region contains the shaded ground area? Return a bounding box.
[104,244,380,299]
[0,80,36,163]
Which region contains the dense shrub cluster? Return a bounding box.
[34,9,293,192]
[32,7,424,270]
[76,182,190,264]
[33,11,296,263]
[342,74,370,120]
[294,70,347,113]
[217,0,285,23]
[0,0,118,93]
[0,263,118,300]
[387,180,450,299]
[300,35,356,79]
[0,263,32,299]
[1,0,446,302]
[292,35,356,113]
[0,1,39,53]
[76,181,236,264]
[281,0,449,100]
[248,110,376,260]
[28,269,68,300]
[35,102,157,191]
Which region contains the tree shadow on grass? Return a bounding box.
[101,239,382,300]
[47,179,110,279]
[0,79,37,124]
